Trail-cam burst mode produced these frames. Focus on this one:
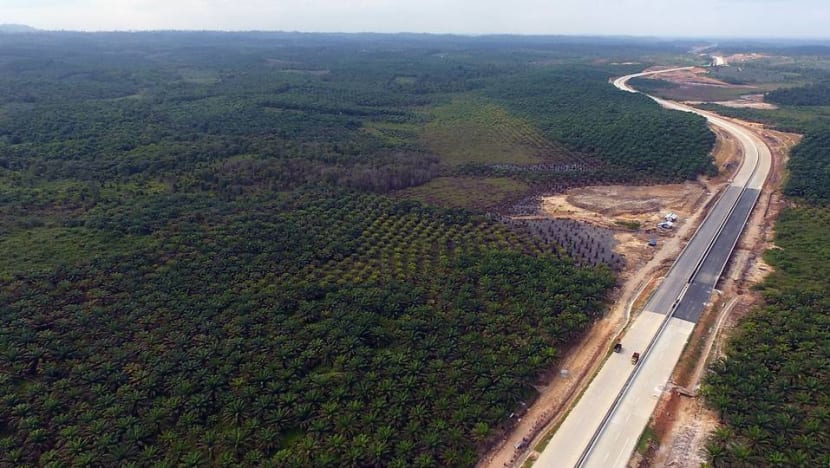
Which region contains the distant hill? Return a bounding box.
[0,24,38,33]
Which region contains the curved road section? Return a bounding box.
[534,68,771,468]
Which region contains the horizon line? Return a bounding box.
[2,26,830,42]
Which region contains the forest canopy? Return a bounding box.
[701,57,830,467]
[0,32,715,466]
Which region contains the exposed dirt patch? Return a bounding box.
[638,125,801,468]
[538,182,709,275]
[709,125,742,180]
[641,392,719,468]
[479,109,798,468]
[479,181,720,468]
[645,67,735,87]
[642,67,764,102]
[724,53,768,64]
[565,184,705,217]
[545,182,707,228]
[713,94,778,110]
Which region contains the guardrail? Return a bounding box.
[573,72,764,468]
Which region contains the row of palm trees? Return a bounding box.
[0,189,613,466]
[703,204,830,467]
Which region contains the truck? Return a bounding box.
[631,352,640,365]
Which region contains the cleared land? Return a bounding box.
[539,182,708,271]
[633,67,779,104]
[478,80,753,468]
[480,180,716,468]
[624,110,801,466]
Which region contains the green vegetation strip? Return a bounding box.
[396,176,529,211]
[0,32,721,467]
[636,425,659,455]
[423,96,550,166]
[702,57,830,467]
[703,206,830,467]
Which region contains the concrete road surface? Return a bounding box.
[584,318,695,468]
[533,68,771,468]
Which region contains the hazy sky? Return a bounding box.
[2,0,828,38]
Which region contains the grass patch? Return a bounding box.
[396,176,529,210]
[393,75,417,85]
[362,121,421,146]
[0,227,152,278]
[614,220,641,231]
[422,96,552,166]
[636,425,659,455]
[533,427,557,454]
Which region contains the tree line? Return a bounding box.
[701,63,830,466]
[0,32,715,466]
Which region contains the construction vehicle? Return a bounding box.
[631,352,640,365]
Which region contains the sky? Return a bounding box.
[1,0,829,38]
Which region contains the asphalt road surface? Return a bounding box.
[534,68,771,468]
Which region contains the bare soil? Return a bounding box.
[709,125,742,179]
[644,67,778,106]
[688,96,779,110]
[478,113,800,468]
[479,180,721,468]
[724,53,768,64]
[645,67,736,87]
[714,94,778,110]
[539,182,711,281]
[637,126,801,468]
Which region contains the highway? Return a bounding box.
[534,67,772,468]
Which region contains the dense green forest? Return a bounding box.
[484,69,716,181]
[766,82,830,106]
[698,82,830,204]
[0,32,715,465]
[701,56,830,466]
[0,188,615,466]
[0,33,715,211]
[703,207,830,466]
